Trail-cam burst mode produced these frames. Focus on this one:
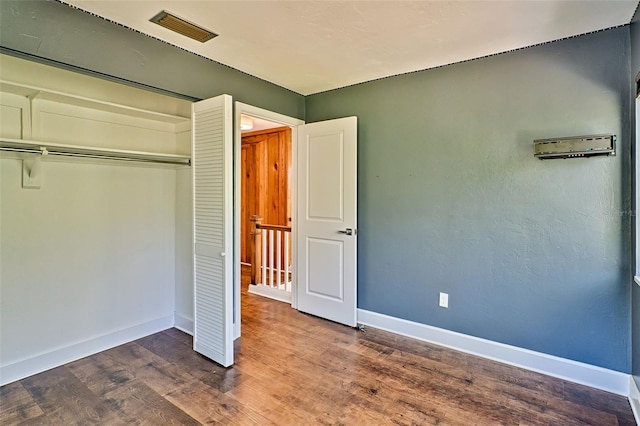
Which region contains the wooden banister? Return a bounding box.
[250,215,263,285]
[250,217,292,291]
[256,223,292,232]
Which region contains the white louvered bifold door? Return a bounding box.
[192,94,234,367]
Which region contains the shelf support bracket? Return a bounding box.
[22,149,46,189]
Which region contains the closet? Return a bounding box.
[0,54,194,385]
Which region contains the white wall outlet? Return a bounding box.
[439,292,449,308]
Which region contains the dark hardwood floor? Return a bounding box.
[1,269,635,425]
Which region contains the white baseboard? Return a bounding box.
[174,312,194,335]
[357,309,629,396]
[248,284,292,304]
[630,376,640,423]
[0,315,173,386]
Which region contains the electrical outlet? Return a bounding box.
[439,292,449,308]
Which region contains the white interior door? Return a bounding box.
[297,116,357,327]
[192,94,234,367]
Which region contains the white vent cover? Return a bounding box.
[534,134,616,159]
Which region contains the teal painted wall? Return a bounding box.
[307,28,632,372]
[0,0,305,119]
[631,15,640,385]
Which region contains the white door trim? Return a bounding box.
[233,103,304,338]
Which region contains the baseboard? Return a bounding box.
[630,376,640,424]
[174,312,194,335]
[248,284,292,304]
[0,315,173,386]
[357,309,629,396]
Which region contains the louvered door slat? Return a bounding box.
[192,94,234,367]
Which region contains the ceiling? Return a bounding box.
[63,1,638,96]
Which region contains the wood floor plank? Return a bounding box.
[160,327,193,347]
[337,341,597,425]
[164,378,243,423]
[0,381,44,424]
[225,368,313,424]
[20,366,126,425]
[379,348,619,426]
[562,382,636,425]
[1,267,634,425]
[99,379,200,426]
[67,349,200,425]
[103,342,196,396]
[360,326,567,399]
[9,414,53,425]
[136,331,245,393]
[67,351,136,397]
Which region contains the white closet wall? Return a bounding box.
[175,128,195,332]
[175,166,194,332]
[0,55,193,384]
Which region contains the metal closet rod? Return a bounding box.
[0,146,188,165]
[0,138,191,166]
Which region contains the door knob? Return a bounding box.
[338,228,354,236]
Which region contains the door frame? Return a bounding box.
[233,102,304,338]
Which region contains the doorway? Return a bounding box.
[233,103,304,338]
[193,97,358,359]
[240,117,292,300]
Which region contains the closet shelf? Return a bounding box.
[0,80,190,124]
[0,138,191,166]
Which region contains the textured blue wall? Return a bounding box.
[0,0,305,119]
[631,15,640,386]
[307,28,632,372]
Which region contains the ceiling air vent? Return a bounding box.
[150,11,217,43]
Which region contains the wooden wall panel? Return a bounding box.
[241,126,291,264]
[241,144,255,264]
